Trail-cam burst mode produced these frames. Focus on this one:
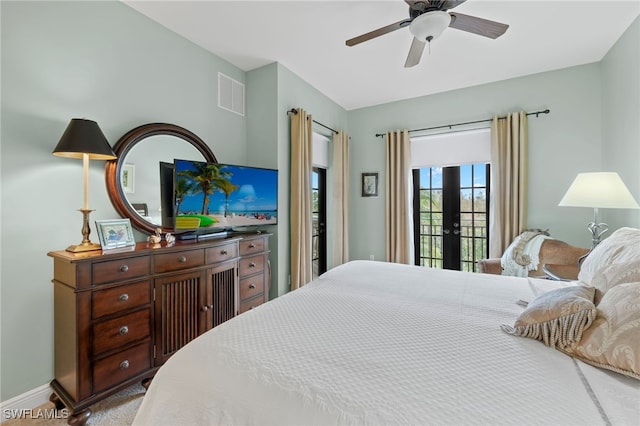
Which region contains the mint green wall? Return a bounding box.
[601,17,640,229]
[246,63,280,299]
[2,0,637,405]
[347,63,603,259]
[1,1,247,401]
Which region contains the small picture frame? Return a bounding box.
[95,219,136,250]
[362,172,379,197]
[122,164,135,193]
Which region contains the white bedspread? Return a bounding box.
[133,261,639,425]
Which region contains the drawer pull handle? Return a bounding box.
[220,250,228,255]
[249,284,256,289]
[178,256,187,263]
[249,262,256,268]
[248,243,256,248]
[119,326,129,335]
[119,293,129,302]
[201,305,209,312]
[119,360,130,370]
[119,265,129,273]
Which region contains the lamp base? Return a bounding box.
[587,221,608,248]
[66,208,102,253]
[66,241,102,253]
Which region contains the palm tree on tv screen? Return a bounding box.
[174,177,196,214]
[217,179,239,217]
[178,162,234,215]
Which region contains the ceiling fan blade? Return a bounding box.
[449,12,509,39]
[404,37,426,68]
[346,19,411,47]
[404,0,467,10]
[442,0,467,10]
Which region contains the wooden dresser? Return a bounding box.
[48,233,270,425]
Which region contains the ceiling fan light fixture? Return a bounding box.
[409,10,451,41]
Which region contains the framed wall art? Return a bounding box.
[122,163,135,193]
[362,172,379,197]
[95,218,136,250]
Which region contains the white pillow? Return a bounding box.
[590,259,640,304]
[578,227,640,286]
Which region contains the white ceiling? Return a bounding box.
[123,0,639,111]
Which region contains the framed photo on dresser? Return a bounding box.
[95,218,135,250]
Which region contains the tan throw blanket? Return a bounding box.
[501,229,551,277]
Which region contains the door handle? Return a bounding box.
[453,229,461,235]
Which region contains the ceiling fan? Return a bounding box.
[346,0,509,68]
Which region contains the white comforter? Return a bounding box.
[133,261,639,425]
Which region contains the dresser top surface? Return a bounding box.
[48,232,270,263]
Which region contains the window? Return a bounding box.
[312,167,326,278]
[410,128,491,272]
[413,164,490,271]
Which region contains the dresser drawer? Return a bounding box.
[92,281,150,319]
[93,341,150,393]
[205,242,238,264]
[239,297,265,314]
[239,238,265,256]
[239,254,264,277]
[93,309,151,355]
[153,249,204,273]
[92,256,150,285]
[239,275,264,301]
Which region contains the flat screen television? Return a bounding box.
[172,159,278,237]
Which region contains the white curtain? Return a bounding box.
[290,108,313,290]
[332,131,350,266]
[385,130,413,264]
[489,111,528,258]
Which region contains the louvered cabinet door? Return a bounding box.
[154,270,208,366]
[205,261,239,330]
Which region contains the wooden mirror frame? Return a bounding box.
[105,123,217,235]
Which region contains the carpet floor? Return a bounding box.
[3,384,145,425]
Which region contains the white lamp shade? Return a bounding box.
[409,11,451,41]
[559,172,640,209]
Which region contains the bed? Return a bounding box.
[133,228,640,425]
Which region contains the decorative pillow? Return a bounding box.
[501,286,597,349]
[564,282,640,380]
[578,227,640,286]
[590,259,640,304]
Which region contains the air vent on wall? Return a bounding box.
[218,72,245,116]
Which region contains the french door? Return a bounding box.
[413,163,490,271]
[312,167,327,278]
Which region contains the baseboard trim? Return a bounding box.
[1,384,52,422]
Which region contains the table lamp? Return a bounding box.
[53,119,117,252]
[559,172,639,248]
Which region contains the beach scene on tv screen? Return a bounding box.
[174,160,277,229]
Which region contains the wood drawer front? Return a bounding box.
[92,256,150,285]
[154,249,204,273]
[239,254,264,277]
[205,242,238,264]
[239,297,264,314]
[93,309,150,355]
[93,341,150,393]
[92,281,150,319]
[239,238,264,256]
[240,275,264,301]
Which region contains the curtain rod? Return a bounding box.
[287,108,338,135]
[374,109,550,138]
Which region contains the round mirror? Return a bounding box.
[106,123,217,235]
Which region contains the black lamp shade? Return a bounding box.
[52,118,116,160]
